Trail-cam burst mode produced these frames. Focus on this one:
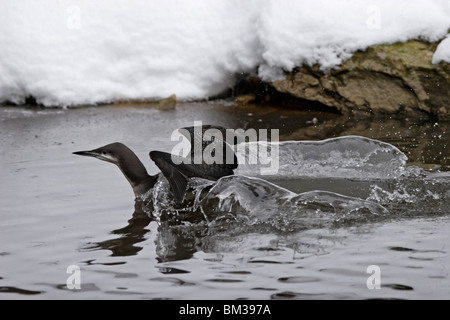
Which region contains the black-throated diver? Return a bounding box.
[73,125,238,202]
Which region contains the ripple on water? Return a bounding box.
[251,287,277,291]
[149,277,195,286]
[157,267,191,274]
[408,250,447,261]
[278,276,320,284]
[104,289,144,296]
[389,246,416,252]
[55,283,100,292]
[384,284,414,291]
[271,291,327,300]
[206,278,244,283]
[248,259,294,264]
[318,268,363,277]
[222,271,252,275]
[0,286,43,295]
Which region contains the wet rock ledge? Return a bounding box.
[237,40,450,118]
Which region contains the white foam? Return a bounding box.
[1,0,449,106]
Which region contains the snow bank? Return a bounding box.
[433,35,450,64]
[1,0,449,106]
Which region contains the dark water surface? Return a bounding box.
[0,103,448,299]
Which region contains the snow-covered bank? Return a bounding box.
[433,35,450,65]
[1,0,449,107]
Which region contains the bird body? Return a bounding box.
[73,125,237,202]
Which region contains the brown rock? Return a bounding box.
[271,40,450,118]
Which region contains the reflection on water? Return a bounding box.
[156,223,208,262]
[83,207,151,257]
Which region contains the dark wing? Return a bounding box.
[150,151,237,202]
[178,163,236,180]
[150,125,239,202]
[149,151,189,202]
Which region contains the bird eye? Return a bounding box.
[102,151,106,155]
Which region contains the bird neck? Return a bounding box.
[116,152,156,197]
[131,175,158,198]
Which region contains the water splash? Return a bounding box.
[367,168,450,217]
[133,135,450,263]
[139,174,388,231]
[236,135,407,179]
[204,176,389,231]
[137,136,448,232]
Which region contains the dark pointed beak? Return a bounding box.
[73,150,100,158]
